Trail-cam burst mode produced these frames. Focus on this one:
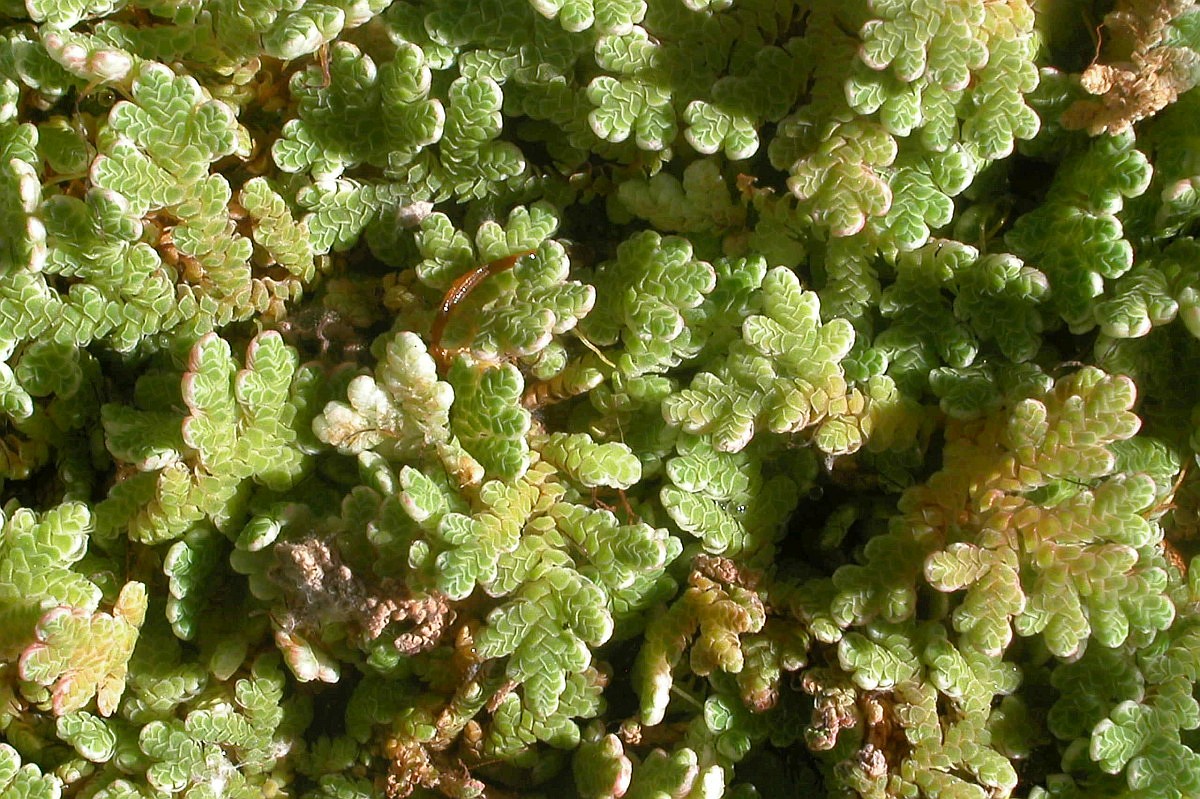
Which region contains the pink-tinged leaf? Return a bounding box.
[18,582,147,716]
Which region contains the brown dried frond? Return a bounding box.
[365,590,455,655]
[484,679,519,715]
[382,736,501,799]
[617,718,692,748]
[273,537,454,654]
[860,691,906,764]
[801,670,860,751]
[382,739,438,799]
[693,553,762,590]
[1062,0,1200,134]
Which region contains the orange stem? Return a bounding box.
[430,249,535,365]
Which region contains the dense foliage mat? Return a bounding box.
[2,0,1200,797]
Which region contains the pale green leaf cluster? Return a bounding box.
[876,240,1050,402]
[274,42,445,181]
[616,159,746,236]
[403,459,552,599]
[96,331,314,544]
[660,433,805,559]
[1006,131,1153,331]
[0,503,100,657]
[540,432,641,489]
[573,723,632,799]
[409,203,596,368]
[0,743,60,799]
[0,502,145,719]
[770,0,1039,242]
[163,526,224,641]
[1038,618,1200,799]
[581,230,716,378]
[448,360,532,481]
[662,267,866,456]
[477,566,613,717]
[134,653,292,797]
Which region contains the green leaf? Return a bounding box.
[477,566,613,717]
[448,360,531,481]
[92,63,238,214]
[0,744,62,799]
[664,267,863,455]
[56,711,117,762]
[540,432,640,489]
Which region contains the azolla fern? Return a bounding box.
[2,1,1200,798]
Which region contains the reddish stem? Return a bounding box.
[430,249,535,365]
